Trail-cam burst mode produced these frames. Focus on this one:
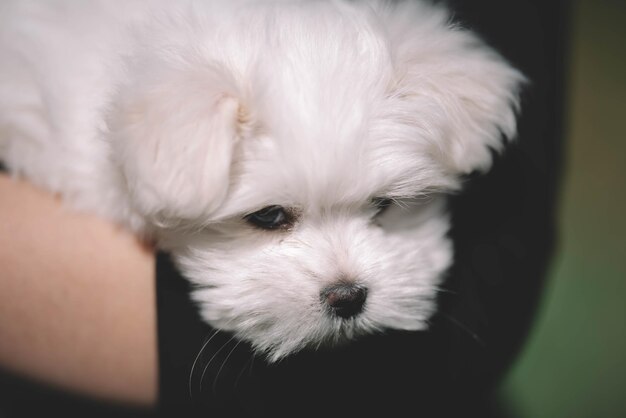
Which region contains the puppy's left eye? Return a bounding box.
[245,205,293,230]
[372,197,393,216]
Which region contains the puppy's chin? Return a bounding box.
[173,197,453,362]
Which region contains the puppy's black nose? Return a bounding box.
[321,283,368,319]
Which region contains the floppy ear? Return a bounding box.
[108,63,245,223]
[385,2,526,175]
[422,41,526,174]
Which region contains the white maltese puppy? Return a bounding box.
[0,0,524,361]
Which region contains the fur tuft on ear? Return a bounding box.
[108,60,244,224]
[382,1,526,176]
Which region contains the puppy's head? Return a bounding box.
[109,1,524,361]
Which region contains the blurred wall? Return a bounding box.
[502,0,626,417]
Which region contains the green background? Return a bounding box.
[501,0,626,417]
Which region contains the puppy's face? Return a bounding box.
[109,1,524,361]
[172,114,456,360]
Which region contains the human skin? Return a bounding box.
[0,174,157,406]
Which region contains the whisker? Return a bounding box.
[233,354,255,391]
[212,340,243,396]
[441,313,485,346]
[199,335,237,393]
[189,329,221,399]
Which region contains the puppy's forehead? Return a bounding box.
[226,6,404,208]
[249,4,393,131]
[221,2,447,213]
[233,109,428,212]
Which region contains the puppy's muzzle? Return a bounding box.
[321,283,368,319]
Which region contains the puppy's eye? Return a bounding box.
[245,205,292,230]
[372,197,393,216]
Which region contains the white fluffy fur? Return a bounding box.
[0,0,524,361]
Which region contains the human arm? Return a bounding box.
[0,174,157,406]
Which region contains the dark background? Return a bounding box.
[500,1,626,417]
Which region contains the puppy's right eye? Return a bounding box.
[245,205,293,230]
[372,197,393,216]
